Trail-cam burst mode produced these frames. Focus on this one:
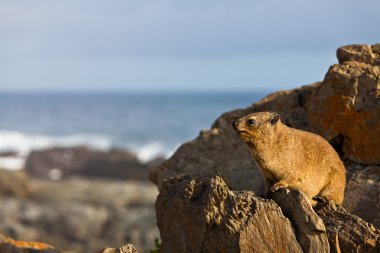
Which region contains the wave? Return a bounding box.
[0,130,176,170]
[133,142,177,163]
[0,130,112,156]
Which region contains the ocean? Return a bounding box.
[0,92,267,169]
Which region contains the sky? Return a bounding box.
[0,0,379,92]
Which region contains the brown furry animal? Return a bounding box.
[232,111,346,205]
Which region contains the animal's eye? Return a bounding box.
[247,119,256,125]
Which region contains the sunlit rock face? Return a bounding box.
[309,44,380,165]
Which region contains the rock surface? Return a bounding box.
[99,244,138,253]
[315,202,380,253]
[0,233,58,253]
[156,174,303,253]
[156,174,380,253]
[25,147,151,181]
[308,60,380,164]
[337,44,380,65]
[344,163,380,228]
[272,188,330,253]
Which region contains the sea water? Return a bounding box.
[0,92,267,169]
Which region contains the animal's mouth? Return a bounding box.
[236,130,248,135]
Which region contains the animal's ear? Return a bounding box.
[270,113,280,125]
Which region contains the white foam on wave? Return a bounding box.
[0,130,178,170]
[135,142,176,163]
[0,130,112,156]
[0,130,112,170]
[0,156,25,170]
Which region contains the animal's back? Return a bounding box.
[283,126,346,204]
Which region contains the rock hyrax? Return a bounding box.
[232,111,346,205]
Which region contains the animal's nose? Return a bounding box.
[232,120,238,130]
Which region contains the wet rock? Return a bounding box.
[25,147,150,181]
[156,174,303,253]
[0,233,59,253]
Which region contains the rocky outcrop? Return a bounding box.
[156,174,303,253]
[156,174,380,253]
[308,57,380,164]
[150,43,380,227]
[25,147,151,181]
[0,233,59,253]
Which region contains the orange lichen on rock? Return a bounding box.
[309,58,380,165]
[0,233,55,251]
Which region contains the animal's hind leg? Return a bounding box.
[317,173,345,205]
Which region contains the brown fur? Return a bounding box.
[233,112,346,205]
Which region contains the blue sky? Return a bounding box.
[0,0,379,92]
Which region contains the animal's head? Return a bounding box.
[232,112,280,143]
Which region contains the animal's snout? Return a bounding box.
[232,120,238,130]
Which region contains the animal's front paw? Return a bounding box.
[312,195,328,204]
[269,182,288,192]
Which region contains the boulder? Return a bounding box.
[156,174,303,253]
[25,147,150,181]
[156,174,380,253]
[337,44,380,65]
[0,233,59,253]
[308,60,380,164]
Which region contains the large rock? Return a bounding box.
[0,233,59,253]
[25,147,150,181]
[308,60,380,164]
[156,174,380,253]
[337,44,380,65]
[272,188,330,253]
[156,174,303,253]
